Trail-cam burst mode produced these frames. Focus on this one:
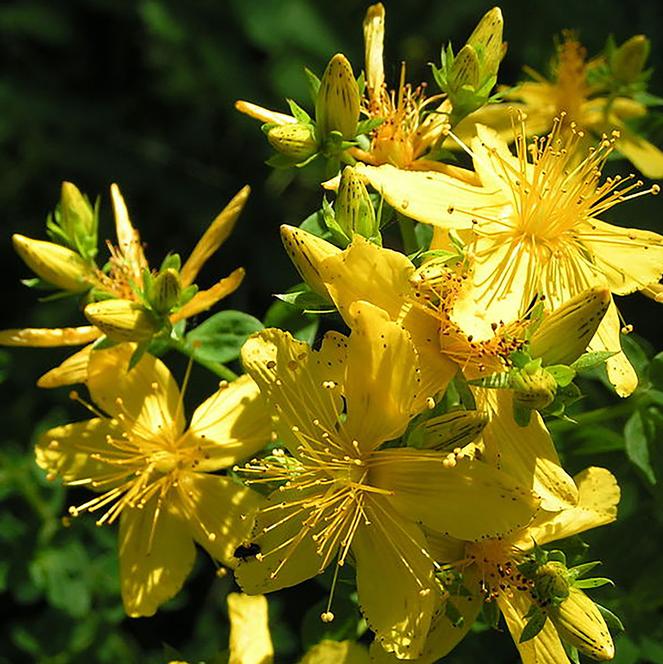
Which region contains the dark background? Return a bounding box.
[1,1,663,662]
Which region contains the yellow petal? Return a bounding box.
[119,498,195,617]
[470,124,525,195]
[301,640,369,664]
[363,3,385,100]
[170,268,245,323]
[235,100,297,126]
[241,328,345,455]
[588,301,638,397]
[497,589,570,664]
[36,418,118,485]
[181,186,250,287]
[370,564,482,664]
[477,389,579,511]
[343,302,418,450]
[175,472,262,568]
[615,125,663,179]
[515,467,620,548]
[580,218,663,296]
[355,163,504,229]
[280,225,340,299]
[110,183,147,279]
[186,374,271,471]
[371,449,540,541]
[227,593,274,664]
[234,491,328,594]
[37,345,93,388]
[87,344,185,440]
[320,237,456,401]
[353,499,436,660]
[0,326,100,347]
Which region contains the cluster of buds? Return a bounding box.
[518,547,616,661]
[470,287,612,425]
[431,7,506,124]
[261,53,362,170]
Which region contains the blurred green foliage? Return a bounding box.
[1,1,663,662]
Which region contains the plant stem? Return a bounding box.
[398,214,418,254]
[171,339,238,381]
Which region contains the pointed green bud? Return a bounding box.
[533,561,571,605]
[512,367,557,411]
[466,6,505,80]
[280,225,340,300]
[417,410,489,450]
[61,182,95,238]
[610,34,650,84]
[151,268,182,314]
[316,53,360,140]
[267,123,318,161]
[334,167,379,242]
[450,44,481,90]
[84,299,160,342]
[550,588,615,661]
[13,234,93,293]
[529,287,611,366]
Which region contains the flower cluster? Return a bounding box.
[4,4,663,663]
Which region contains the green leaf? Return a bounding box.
[185,310,264,364]
[624,410,656,484]
[263,298,319,346]
[571,351,617,372]
[355,117,385,135]
[520,606,547,643]
[482,598,500,630]
[596,604,625,631]
[649,352,663,390]
[574,577,614,589]
[546,365,576,387]
[568,561,601,579]
[274,289,335,314]
[300,595,360,650]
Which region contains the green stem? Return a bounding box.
[398,214,418,255]
[171,339,238,381]
[549,399,636,433]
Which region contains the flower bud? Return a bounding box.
[334,167,379,241]
[466,6,505,81]
[280,225,340,299]
[611,35,650,84]
[418,410,489,450]
[550,588,614,661]
[60,182,96,239]
[84,299,159,342]
[450,44,481,90]
[13,234,92,293]
[151,268,182,314]
[533,562,570,605]
[315,54,360,140]
[512,367,558,411]
[267,123,318,161]
[529,287,611,366]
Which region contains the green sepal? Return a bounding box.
[595,604,624,632]
[519,605,548,643]
[286,98,312,123]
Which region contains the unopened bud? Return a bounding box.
[267,122,318,161]
[512,368,557,411]
[152,268,182,314]
[466,6,505,80]
[450,44,480,90]
[335,167,378,240]
[419,410,489,450]
[84,299,159,342]
[316,53,360,140]
[13,234,92,293]
[611,35,650,84]
[550,588,615,661]
[61,182,95,238]
[280,225,340,299]
[529,287,611,366]
[533,562,570,604]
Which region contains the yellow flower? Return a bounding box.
[36,344,271,616]
[234,301,539,659]
[403,467,619,664]
[1,184,249,387]
[454,32,663,178]
[279,227,578,512]
[356,119,663,396]
[354,3,451,171]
